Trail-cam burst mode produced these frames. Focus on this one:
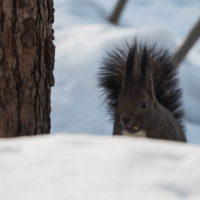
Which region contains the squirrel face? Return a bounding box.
[115,44,157,135]
[117,83,155,134]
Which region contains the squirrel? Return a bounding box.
[98,40,187,142]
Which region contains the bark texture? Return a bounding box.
[0,0,55,137]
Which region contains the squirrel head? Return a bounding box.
[116,45,157,134]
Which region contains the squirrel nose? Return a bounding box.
[121,115,131,125]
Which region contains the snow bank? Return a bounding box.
[1,134,200,200]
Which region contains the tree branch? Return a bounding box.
[172,18,200,67]
[109,0,128,25]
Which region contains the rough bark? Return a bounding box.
[109,0,128,24]
[0,0,55,137]
[173,18,200,67]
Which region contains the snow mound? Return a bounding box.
[1,134,200,200]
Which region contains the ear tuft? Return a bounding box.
[146,71,156,103]
[141,46,148,81]
[125,46,136,80]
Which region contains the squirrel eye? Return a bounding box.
[141,100,147,109]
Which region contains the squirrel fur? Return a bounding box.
[98,40,187,142]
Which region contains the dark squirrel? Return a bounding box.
[98,40,187,142]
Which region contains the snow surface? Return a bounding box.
[1,134,200,200]
[51,0,200,143]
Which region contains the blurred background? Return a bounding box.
[51,0,200,144]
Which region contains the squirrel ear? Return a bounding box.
[146,71,156,102]
[141,46,148,82]
[124,44,141,88]
[125,46,136,81]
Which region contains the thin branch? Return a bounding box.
[109,0,128,25]
[172,18,200,67]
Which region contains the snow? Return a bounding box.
[51,0,200,144]
[186,121,200,145]
[1,134,200,200]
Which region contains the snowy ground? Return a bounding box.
[52,0,200,143]
[1,134,200,200]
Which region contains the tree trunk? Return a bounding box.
[0,0,55,137]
